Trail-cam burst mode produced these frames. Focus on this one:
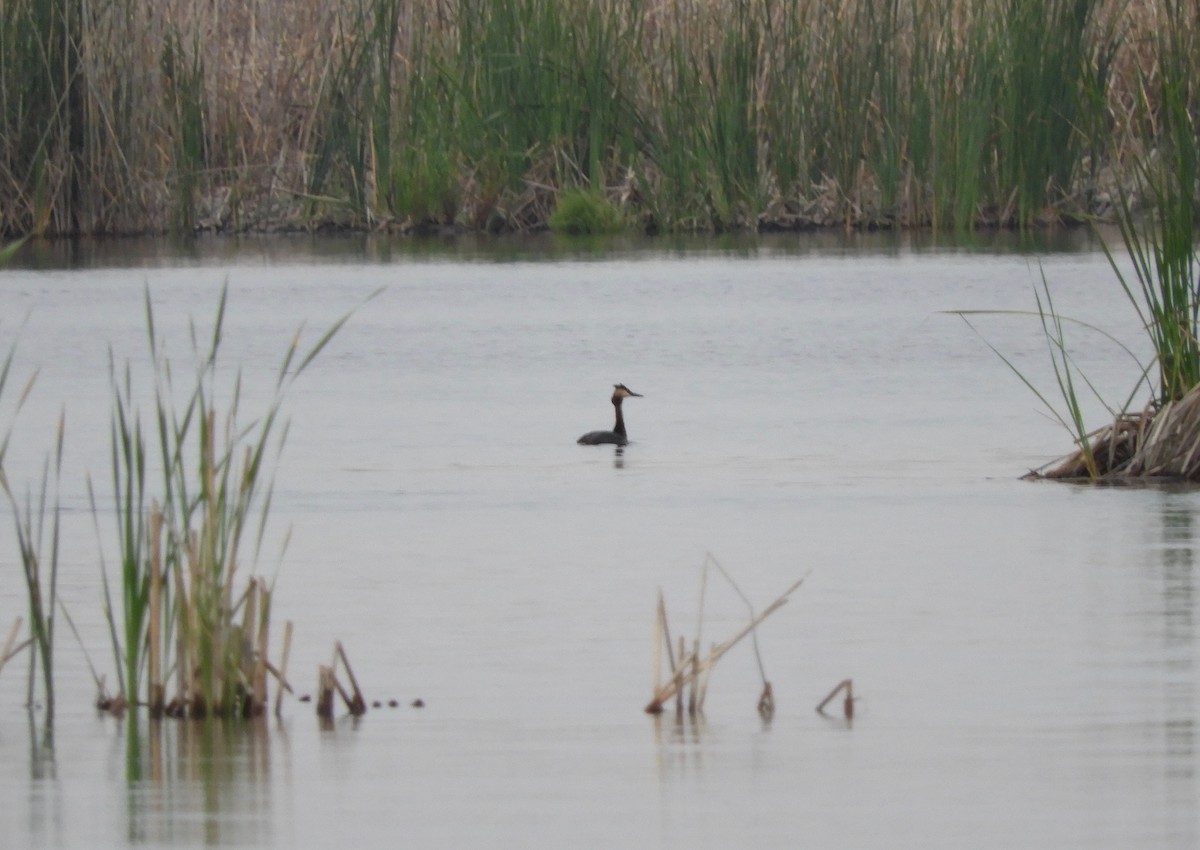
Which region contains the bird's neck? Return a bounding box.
[612,397,627,436]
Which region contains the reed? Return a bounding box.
[0,0,1195,235]
[160,28,209,234]
[1,414,65,717]
[1018,2,1199,481]
[1103,3,1199,407]
[646,556,805,716]
[991,1,1097,226]
[0,0,84,234]
[0,331,62,718]
[98,284,356,717]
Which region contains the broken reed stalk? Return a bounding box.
[274,620,293,718]
[334,641,367,715]
[148,505,164,716]
[757,681,775,717]
[315,641,367,718]
[234,578,270,717]
[646,575,806,715]
[674,636,686,720]
[687,638,700,716]
[0,617,32,676]
[708,554,782,686]
[653,589,670,696]
[316,665,336,718]
[697,642,715,713]
[816,678,855,720]
[252,581,270,711]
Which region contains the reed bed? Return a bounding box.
[0,0,1194,235]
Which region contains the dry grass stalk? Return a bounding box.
[652,589,673,694]
[0,616,31,677]
[1124,388,1200,477]
[316,665,336,718]
[757,681,775,718]
[674,636,686,720]
[334,641,367,715]
[315,641,367,718]
[148,504,165,716]
[686,638,700,716]
[274,620,294,718]
[1033,385,1200,482]
[645,576,805,715]
[816,678,855,720]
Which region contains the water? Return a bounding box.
[0,231,1196,848]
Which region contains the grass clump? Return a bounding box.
[964,3,1200,482]
[548,188,625,234]
[97,284,356,717]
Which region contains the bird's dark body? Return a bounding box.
[577,429,628,446]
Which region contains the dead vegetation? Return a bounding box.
[1028,379,1200,482]
[646,556,807,718]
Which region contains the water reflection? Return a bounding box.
[26,709,55,780]
[121,715,278,847]
[5,225,1117,271]
[653,712,707,746]
[1152,495,1197,847]
[25,710,59,844]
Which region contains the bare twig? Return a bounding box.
[646,575,806,714]
[0,617,31,676]
[273,620,293,718]
[334,640,366,715]
[816,678,855,719]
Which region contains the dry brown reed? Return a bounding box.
[816,678,855,719]
[646,574,804,716]
[316,641,367,718]
[1030,384,1200,482]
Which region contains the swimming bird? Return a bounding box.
[577,384,643,446]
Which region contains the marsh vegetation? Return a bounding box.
[0,0,1195,236]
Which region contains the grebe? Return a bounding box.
[577,384,643,446]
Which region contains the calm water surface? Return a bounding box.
[0,231,1195,848]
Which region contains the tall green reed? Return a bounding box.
[1103,2,1199,405]
[814,0,899,220]
[390,7,460,223]
[100,284,357,716]
[2,414,65,717]
[992,0,1098,226]
[0,331,63,719]
[643,0,771,229]
[160,28,209,234]
[309,0,402,222]
[904,1,997,228]
[0,0,86,235]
